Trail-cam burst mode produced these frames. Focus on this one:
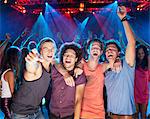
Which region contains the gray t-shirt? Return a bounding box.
[11,67,51,114]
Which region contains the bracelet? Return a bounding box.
[121,16,128,22]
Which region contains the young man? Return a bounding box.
[49,43,86,119]
[11,37,56,119]
[104,6,136,119]
[58,39,121,119]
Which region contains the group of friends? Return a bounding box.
[0,6,150,119]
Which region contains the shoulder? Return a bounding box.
[75,73,86,85]
[101,62,109,73]
[4,70,14,81]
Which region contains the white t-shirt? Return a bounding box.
[1,69,12,98]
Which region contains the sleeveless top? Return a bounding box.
[1,68,12,98]
[81,62,105,118]
[134,67,150,104]
[11,67,51,114]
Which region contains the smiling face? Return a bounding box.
[40,41,55,63]
[137,48,145,61]
[89,41,102,59]
[105,44,120,62]
[63,49,77,71]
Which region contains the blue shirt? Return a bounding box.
[105,59,136,115]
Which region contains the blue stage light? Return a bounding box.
[114,1,118,4]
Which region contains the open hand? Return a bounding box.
[64,74,75,87]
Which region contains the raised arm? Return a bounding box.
[0,33,11,54]
[135,35,150,49]
[24,50,42,81]
[20,34,34,49]
[6,71,15,95]
[0,33,11,68]
[12,28,29,46]
[117,6,136,67]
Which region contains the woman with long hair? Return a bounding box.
[134,45,150,119]
[1,46,21,119]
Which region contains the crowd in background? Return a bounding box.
[0,6,150,119]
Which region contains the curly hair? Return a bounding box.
[59,43,82,67]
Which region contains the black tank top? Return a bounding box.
[11,67,51,114]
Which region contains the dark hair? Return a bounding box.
[60,43,82,67]
[136,45,148,69]
[1,46,22,79]
[0,42,12,69]
[27,41,37,51]
[37,37,56,52]
[86,39,103,51]
[105,39,121,52]
[20,47,29,73]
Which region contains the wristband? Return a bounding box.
[121,16,128,22]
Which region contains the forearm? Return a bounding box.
[0,38,10,52]
[74,84,85,119]
[25,61,40,74]
[12,36,22,46]
[21,34,34,48]
[55,63,69,76]
[74,100,82,119]
[123,21,135,66]
[24,62,42,81]
[122,21,135,45]
[0,37,10,47]
[102,61,114,72]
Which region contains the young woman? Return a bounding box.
[80,39,106,119]
[1,46,21,119]
[134,45,150,119]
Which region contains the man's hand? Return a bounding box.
[107,59,115,69]
[117,6,127,20]
[5,33,11,40]
[21,28,30,38]
[74,68,83,78]
[64,74,75,87]
[25,48,43,63]
[112,58,122,73]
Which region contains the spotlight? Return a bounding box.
[22,9,26,14]
[45,2,48,6]
[79,3,84,12]
[137,8,140,11]
[40,12,42,15]
[4,0,7,4]
[67,11,70,14]
[114,1,118,4]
